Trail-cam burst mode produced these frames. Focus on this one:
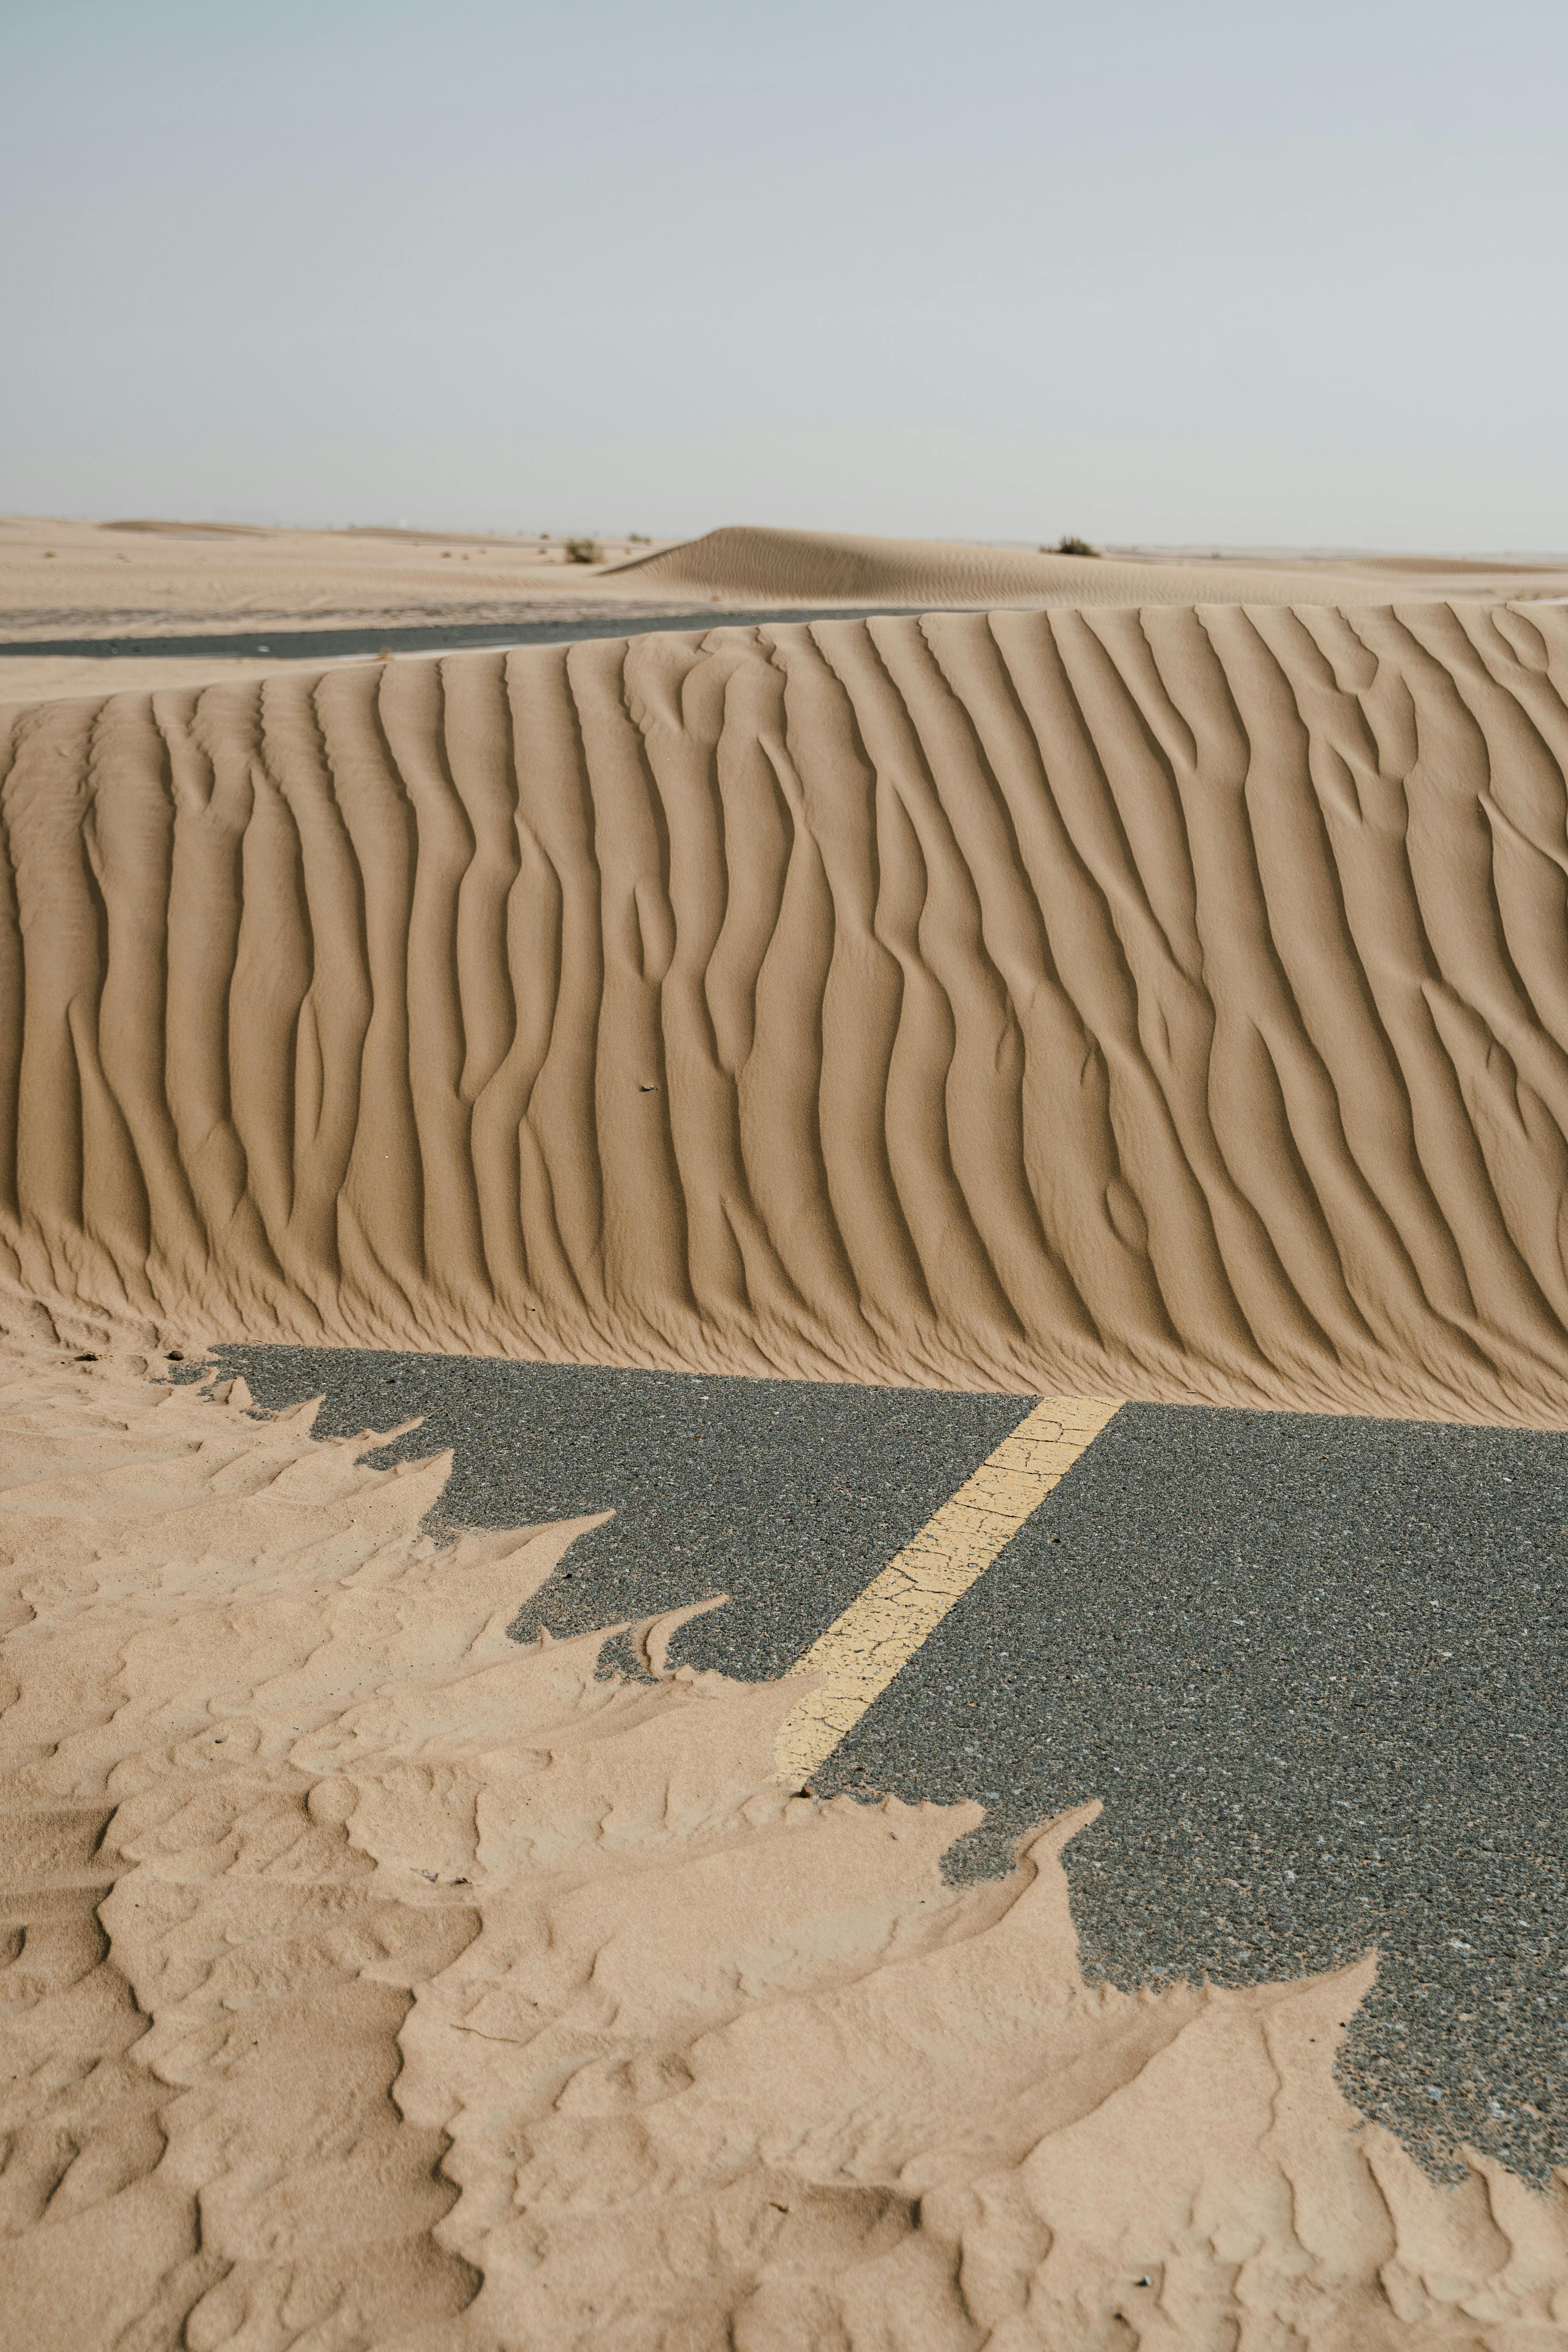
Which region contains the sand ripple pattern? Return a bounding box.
[4,602,1568,1420]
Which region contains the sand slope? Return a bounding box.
[6,1339,1567,2350]
[5,602,1568,1421]
[606,524,1568,611]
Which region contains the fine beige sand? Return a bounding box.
[6,602,1568,1422]
[0,515,682,636]
[0,515,699,706]
[6,1334,1568,2350]
[10,555,1568,2342]
[608,523,1568,612]
[9,514,1568,706]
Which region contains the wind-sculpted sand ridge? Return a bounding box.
[605,523,1568,611]
[5,601,1568,1422]
[6,1339,1568,2350]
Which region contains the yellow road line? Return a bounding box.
[772,1394,1123,1787]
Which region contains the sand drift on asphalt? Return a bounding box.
[5,1342,1567,2348]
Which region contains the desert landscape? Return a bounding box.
[7,527,1568,1424]
[6,519,1568,2345]
[6,510,1567,702]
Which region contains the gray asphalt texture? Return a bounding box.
[211,1343,1568,2184]
[0,607,927,663]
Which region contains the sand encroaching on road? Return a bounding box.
[5,1338,1567,2350]
[7,604,1568,1419]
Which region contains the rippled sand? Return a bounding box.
[6,602,1568,1422]
[9,556,1568,2342]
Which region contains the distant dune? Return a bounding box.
[7,513,1567,706]
[606,523,1568,611]
[5,599,1568,1423]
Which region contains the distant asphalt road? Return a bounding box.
[211,1341,1568,2185]
[0,607,928,663]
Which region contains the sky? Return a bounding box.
[3,0,1565,550]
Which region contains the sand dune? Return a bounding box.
[5,1337,1566,2350]
[11,587,1568,2344]
[607,523,1568,612]
[6,603,1568,1422]
[9,515,1568,709]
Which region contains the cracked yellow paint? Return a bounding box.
[772,1394,1124,1787]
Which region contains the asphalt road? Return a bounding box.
[211,1342,1568,2184]
[0,607,927,663]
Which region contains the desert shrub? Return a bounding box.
[1048,534,1099,557]
[564,537,601,564]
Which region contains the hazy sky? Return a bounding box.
[4,0,1565,549]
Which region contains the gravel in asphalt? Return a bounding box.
[210,1344,1568,2182]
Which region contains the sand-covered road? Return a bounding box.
[8,530,1568,2344]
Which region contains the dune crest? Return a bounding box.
[604,523,1568,610]
[5,1339,1567,2348]
[5,603,1568,1421]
